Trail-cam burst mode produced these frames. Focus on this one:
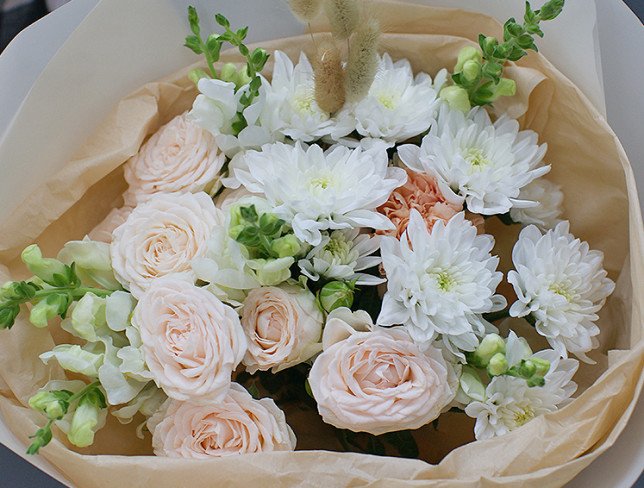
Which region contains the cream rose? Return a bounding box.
[241,285,323,374]
[133,276,247,404]
[149,383,296,458]
[88,207,132,244]
[308,308,457,435]
[123,113,225,205]
[110,192,222,298]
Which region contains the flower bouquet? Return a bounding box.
[0,0,642,486]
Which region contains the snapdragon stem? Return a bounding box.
[33,287,114,301]
[68,381,101,403]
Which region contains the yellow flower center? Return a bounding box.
[434,271,457,291]
[464,147,490,170]
[293,92,316,114]
[549,283,573,302]
[513,405,535,426]
[310,177,330,190]
[377,93,397,110]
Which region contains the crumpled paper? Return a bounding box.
[0,1,642,487]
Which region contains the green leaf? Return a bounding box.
[0,305,20,329]
[188,6,200,36]
[231,114,248,135]
[239,205,259,222]
[258,214,285,236]
[246,382,260,399]
[206,34,222,61]
[249,75,262,93]
[184,35,203,55]
[236,26,249,41]
[215,13,230,28]
[538,0,565,21]
[236,226,261,248]
[238,44,250,57]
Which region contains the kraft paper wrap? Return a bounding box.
[0,2,642,486]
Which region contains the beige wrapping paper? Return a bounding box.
[0,2,642,486]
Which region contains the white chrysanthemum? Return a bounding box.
[509,178,564,231]
[398,104,550,215]
[298,229,384,286]
[508,222,615,361]
[332,55,442,143]
[258,51,334,142]
[465,348,578,440]
[377,209,506,358]
[189,78,273,156]
[234,142,407,245]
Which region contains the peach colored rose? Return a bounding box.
[378,168,463,239]
[149,383,296,458]
[241,285,323,374]
[88,207,132,244]
[133,276,247,404]
[148,383,296,459]
[123,113,225,206]
[110,192,222,298]
[308,308,457,435]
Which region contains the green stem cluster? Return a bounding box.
[184,7,269,134]
[450,0,565,107]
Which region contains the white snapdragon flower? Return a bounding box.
[298,229,384,286]
[258,51,334,142]
[465,344,579,440]
[332,55,442,143]
[378,210,506,358]
[235,142,407,245]
[398,104,549,215]
[508,222,615,361]
[509,178,564,230]
[189,78,272,156]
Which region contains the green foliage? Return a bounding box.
[27,382,106,455]
[450,0,565,107]
[184,6,270,134]
[0,248,114,330]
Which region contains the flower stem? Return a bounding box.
[33,287,114,301]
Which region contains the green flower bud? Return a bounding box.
[188,68,210,85]
[531,357,551,378]
[518,359,537,378]
[235,67,252,87]
[248,257,294,286]
[455,46,482,73]
[318,281,355,313]
[461,59,481,83]
[440,86,471,113]
[487,352,509,376]
[21,245,67,286]
[471,333,506,367]
[489,78,516,101]
[480,36,498,57]
[29,391,70,420]
[527,376,546,387]
[219,63,239,83]
[29,297,64,328]
[68,401,101,447]
[271,235,301,258]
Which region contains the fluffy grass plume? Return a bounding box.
[324,0,359,40]
[346,16,380,102]
[314,40,346,113]
[288,0,322,23]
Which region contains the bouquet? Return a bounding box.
[0,0,639,480]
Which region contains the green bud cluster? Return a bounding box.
[27,382,107,454]
[466,333,551,387]
[447,0,564,108]
[0,245,114,330]
[317,280,356,313]
[230,204,302,260]
[184,6,270,134]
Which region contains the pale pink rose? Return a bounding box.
[378,168,463,239]
[110,192,222,298]
[149,383,296,458]
[123,113,225,206]
[241,285,323,374]
[88,207,132,244]
[134,276,247,404]
[308,308,457,435]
